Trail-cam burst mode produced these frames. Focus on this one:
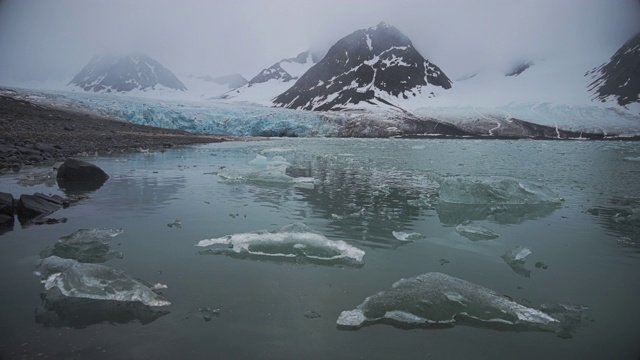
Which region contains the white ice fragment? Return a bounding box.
[196,223,365,266]
[337,309,367,327]
[392,231,425,241]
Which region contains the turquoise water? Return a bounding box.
[1,138,639,359]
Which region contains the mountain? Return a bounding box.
[587,31,640,107]
[219,50,322,106]
[212,73,248,89]
[69,52,186,93]
[247,50,323,86]
[272,22,451,111]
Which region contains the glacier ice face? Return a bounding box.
[438,176,563,205]
[196,223,365,266]
[336,272,560,333]
[39,228,124,263]
[455,221,499,241]
[37,256,170,306]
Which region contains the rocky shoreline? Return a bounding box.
[0,94,240,174]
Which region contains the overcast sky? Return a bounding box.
[0,0,638,85]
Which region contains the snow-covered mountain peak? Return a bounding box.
[68,52,186,93]
[587,31,640,110]
[272,22,451,111]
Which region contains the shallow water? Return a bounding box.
[1,138,639,359]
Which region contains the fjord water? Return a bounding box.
[1,138,639,359]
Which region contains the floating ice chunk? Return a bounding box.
[438,176,563,205]
[392,231,425,242]
[337,272,559,333]
[196,223,365,266]
[37,256,170,307]
[502,246,532,278]
[623,156,640,162]
[455,221,499,241]
[247,154,290,169]
[39,228,124,263]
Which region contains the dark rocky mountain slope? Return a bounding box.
[273,22,451,111]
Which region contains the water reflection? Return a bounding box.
[436,203,560,226]
[587,197,640,251]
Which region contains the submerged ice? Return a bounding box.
[438,176,563,205]
[196,223,365,266]
[455,221,499,241]
[337,272,562,334]
[218,154,314,187]
[35,256,170,307]
[39,228,124,263]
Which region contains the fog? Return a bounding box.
[0,0,638,86]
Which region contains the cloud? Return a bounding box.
[0,0,638,85]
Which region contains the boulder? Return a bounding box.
[57,159,109,182]
[0,192,14,217]
[57,159,109,193]
[16,193,64,222]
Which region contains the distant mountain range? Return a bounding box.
[66,22,639,119]
[68,52,186,93]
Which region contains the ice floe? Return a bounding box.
[218,155,315,187]
[39,228,124,263]
[196,222,365,266]
[337,272,566,335]
[391,231,425,241]
[455,221,499,241]
[502,246,533,277]
[35,256,170,306]
[438,176,563,205]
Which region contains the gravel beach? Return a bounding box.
[0,93,241,173]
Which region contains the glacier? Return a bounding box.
[3,87,639,139]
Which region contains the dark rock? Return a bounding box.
[0,214,14,227]
[57,159,109,193]
[0,192,14,217]
[33,217,68,225]
[16,193,64,222]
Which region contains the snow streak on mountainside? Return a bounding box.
[248,50,323,85]
[68,52,186,93]
[587,31,640,108]
[220,50,322,106]
[273,22,451,111]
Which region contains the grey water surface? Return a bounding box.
[1,138,639,359]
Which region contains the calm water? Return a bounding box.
[1,138,639,359]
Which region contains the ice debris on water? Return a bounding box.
[218,155,314,188]
[391,231,425,242]
[336,272,566,335]
[502,246,532,278]
[196,222,365,266]
[167,219,182,228]
[199,306,221,321]
[35,256,170,307]
[438,176,563,205]
[455,221,499,241]
[39,228,124,263]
